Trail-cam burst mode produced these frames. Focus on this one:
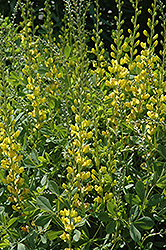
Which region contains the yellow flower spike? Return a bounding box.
[33,86,40,97]
[32,100,38,107]
[147,111,158,119]
[121,42,128,51]
[110,52,116,59]
[67,167,73,174]
[94,196,102,203]
[150,96,157,103]
[75,115,80,123]
[91,48,96,54]
[146,103,154,110]
[7,185,14,193]
[70,209,78,218]
[67,173,70,179]
[110,44,116,52]
[18,167,24,174]
[140,42,146,49]
[92,169,97,175]
[7,150,16,158]
[153,40,158,47]
[12,205,19,211]
[60,232,70,242]
[62,183,67,189]
[0,122,4,128]
[91,174,98,182]
[65,223,75,232]
[0,142,8,150]
[100,166,107,173]
[15,177,24,185]
[74,216,82,223]
[82,144,90,154]
[84,106,89,113]
[143,30,149,37]
[105,192,113,201]
[86,171,91,179]
[27,94,34,101]
[83,159,92,167]
[73,139,81,147]
[14,130,20,138]
[141,93,150,100]
[71,105,77,113]
[8,196,16,203]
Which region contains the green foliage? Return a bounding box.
[0,0,166,249]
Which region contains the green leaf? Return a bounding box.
[104,98,112,105]
[157,144,166,159]
[153,214,164,222]
[17,243,26,250]
[38,65,49,74]
[98,212,111,222]
[40,234,47,244]
[48,180,60,196]
[7,217,17,228]
[124,193,141,205]
[64,45,71,59]
[0,188,4,196]
[130,223,141,242]
[148,194,162,206]
[144,242,153,250]
[46,230,63,240]
[134,216,154,230]
[0,169,4,181]
[35,214,52,227]
[81,243,90,250]
[32,148,39,164]
[0,206,4,214]
[104,174,112,182]
[38,156,47,162]
[71,187,78,196]
[0,242,10,248]
[73,229,81,242]
[135,181,145,202]
[48,98,55,109]
[106,220,116,234]
[36,196,52,211]
[130,204,139,221]
[158,207,166,216]
[107,202,116,217]
[156,174,166,188]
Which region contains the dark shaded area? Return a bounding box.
[0,0,165,56]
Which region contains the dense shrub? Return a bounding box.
[0,0,166,249]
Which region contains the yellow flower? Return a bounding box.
[33,86,40,97]
[94,196,102,203]
[71,105,77,113]
[146,103,153,110]
[100,166,107,173]
[65,223,75,232]
[147,111,158,119]
[67,167,73,174]
[87,131,93,139]
[82,144,90,154]
[75,114,80,123]
[150,96,157,103]
[60,232,70,242]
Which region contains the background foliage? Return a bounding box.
[0,0,165,55]
[0,0,166,250]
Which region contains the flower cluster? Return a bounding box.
[0,122,29,211]
[60,208,82,242]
